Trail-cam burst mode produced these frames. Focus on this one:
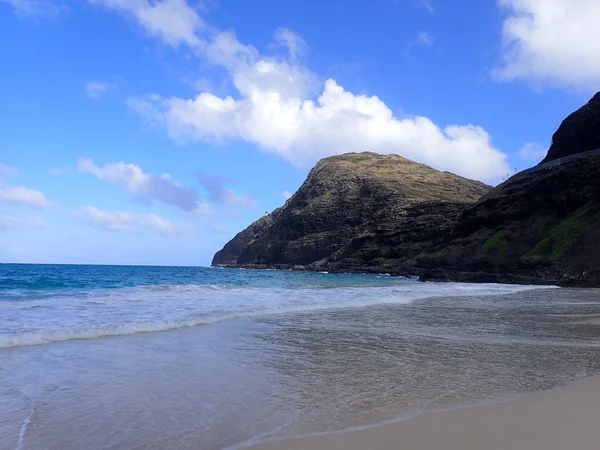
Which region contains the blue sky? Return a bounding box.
[0,0,597,265]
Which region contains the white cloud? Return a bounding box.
[282,190,292,200]
[518,142,547,161]
[140,77,509,182]
[28,215,47,227]
[496,0,600,90]
[416,31,435,46]
[0,161,19,182]
[98,0,512,183]
[273,28,307,62]
[77,157,209,212]
[422,0,434,13]
[196,173,256,208]
[88,0,204,47]
[1,0,64,18]
[0,214,46,230]
[0,215,19,230]
[85,81,114,99]
[73,206,197,237]
[0,186,53,209]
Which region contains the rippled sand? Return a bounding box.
[250,375,600,450]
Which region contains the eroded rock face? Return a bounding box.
[211,212,277,266]
[212,152,490,270]
[541,92,600,163]
[414,154,600,286]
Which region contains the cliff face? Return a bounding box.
[541,92,600,163]
[413,93,600,286]
[414,154,600,285]
[212,152,490,271]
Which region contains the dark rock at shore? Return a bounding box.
[541,92,600,163]
[212,152,490,270]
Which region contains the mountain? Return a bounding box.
[212,152,490,272]
[213,93,600,287]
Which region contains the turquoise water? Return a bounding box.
[2,264,600,449]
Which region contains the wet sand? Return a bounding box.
[249,375,600,450]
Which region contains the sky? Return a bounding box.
[0,0,599,266]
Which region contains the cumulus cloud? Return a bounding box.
[196,173,256,208]
[77,158,209,213]
[85,81,115,99]
[518,142,547,161]
[1,0,64,18]
[496,0,600,91]
[73,206,197,237]
[0,186,53,209]
[96,0,512,183]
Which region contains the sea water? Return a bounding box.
[1,264,600,449]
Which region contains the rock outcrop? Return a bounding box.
[213,93,600,287]
[212,153,490,271]
[541,92,600,163]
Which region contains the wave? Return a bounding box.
[0,282,556,349]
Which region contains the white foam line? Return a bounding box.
[16,400,35,450]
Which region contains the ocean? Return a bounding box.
[2,264,600,449]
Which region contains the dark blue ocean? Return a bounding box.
[2,264,600,449]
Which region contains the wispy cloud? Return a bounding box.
[0,186,53,209]
[0,214,47,230]
[73,206,197,237]
[421,0,434,13]
[415,31,434,46]
[282,190,292,200]
[0,162,19,182]
[85,81,115,99]
[77,158,209,213]
[0,215,19,230]
[1,0,66,18]
[88,0,205,48]
[196,173,256,208]
[517,142,547,161]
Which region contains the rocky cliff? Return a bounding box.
[211,153,490,271]
[213,93,600,287]
[541,92,600,163]
[414,154,600,285]
[414,93,600,286]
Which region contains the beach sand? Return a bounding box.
[248,375,600,450]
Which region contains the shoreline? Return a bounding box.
[212,264,599,288]
[245,375,600,450]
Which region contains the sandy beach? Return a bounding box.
[249,375,600,450]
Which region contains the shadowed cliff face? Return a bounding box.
[414,93,600,286]
[415,154,600,285]
[541,92,600,163]
[212,152,490,270]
